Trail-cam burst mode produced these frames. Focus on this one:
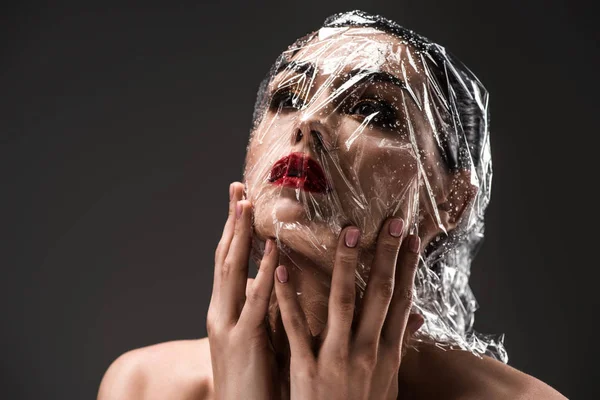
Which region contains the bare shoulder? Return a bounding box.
[403,344,568,399]
[451,351,568,400]
[98,338,214,400]
[477,356,568,400]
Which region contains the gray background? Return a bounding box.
[2,1,598,399]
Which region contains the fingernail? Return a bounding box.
[345,228,360,248]
[409,235,421,253]
[229,184,234,201]
[236,202,243,219]
[389,218,404,237]
[276,265,288,283]
[264,239,273,255]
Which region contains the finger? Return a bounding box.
[323,226,360,348]
[245,278,255,297]
[214,182,244,268]
[382,234,421,344]
[372,315,423,399]
[354,218,404,348]
[211,182,243,305]
[238,239,278,328]
[220,199,253,320]
[274,265,313,362]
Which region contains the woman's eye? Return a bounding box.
[270,90,304,111]
[351,102,378,116]
[348,99,399,128]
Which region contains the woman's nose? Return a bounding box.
[291,118,332,152]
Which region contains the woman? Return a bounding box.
[98,10,566,399]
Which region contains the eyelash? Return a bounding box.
[270,89,306,111]
[269,89,400,129]
[347,99,400,129]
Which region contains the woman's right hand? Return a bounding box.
[206,182,280,400]
[274,219,424,400]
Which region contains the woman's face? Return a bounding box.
[244,27,463,278]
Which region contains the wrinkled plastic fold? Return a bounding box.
[244,10,506,363]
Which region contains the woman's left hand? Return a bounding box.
[274,218,424,400]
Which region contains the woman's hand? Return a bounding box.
[207,182,280,400]
[274,219,424,400]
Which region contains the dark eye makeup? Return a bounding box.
[346,98,400,129]
[270,88,306,111]
[268,86,401,130]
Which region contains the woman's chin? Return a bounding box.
[253,195,311,237]
[253,200,338,267]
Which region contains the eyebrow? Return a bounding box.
[340,68,407,91]
[274,59,317,78]
[272,62,408,101]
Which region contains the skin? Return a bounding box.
[97,27,568,400]
[273,218,424,399]
[208,182,424,399]
[97,184,566,400]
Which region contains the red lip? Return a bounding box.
[268,152,330,193]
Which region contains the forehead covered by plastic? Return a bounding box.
[267,27,430,116]
[289,27,408,73]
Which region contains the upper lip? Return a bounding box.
[268,152,330,193]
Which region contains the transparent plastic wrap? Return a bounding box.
[244,10,507,363]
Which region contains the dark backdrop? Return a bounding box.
[2,1,598,399]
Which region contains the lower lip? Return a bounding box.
[271,176,328,193]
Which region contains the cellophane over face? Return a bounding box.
[243,11,505,362]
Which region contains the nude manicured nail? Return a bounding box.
[264,239,273,255]
[276,265,288,283]
[229,184,233,201]
[345,228,360,248]
[409,235,421,253]
[389,218,404,237]
[236,202,243,219]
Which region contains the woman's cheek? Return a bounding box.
[343,136,418,200]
